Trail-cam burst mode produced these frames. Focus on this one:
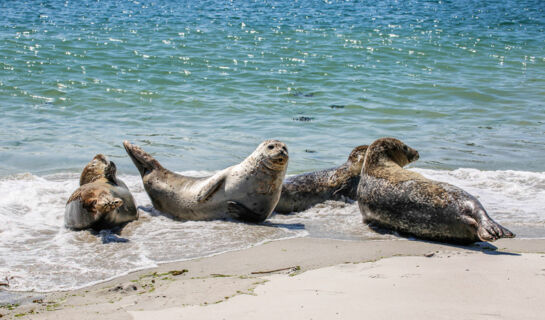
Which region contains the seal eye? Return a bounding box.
[282,146,287,152]
[268,145,274,150]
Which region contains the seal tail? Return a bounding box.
[123,140,164,177]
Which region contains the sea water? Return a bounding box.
[0,0,544,292]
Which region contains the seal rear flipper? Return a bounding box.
[477,220,515,242]
[227,201,265,223]
[196,175,226,203]
[123,140,164,177]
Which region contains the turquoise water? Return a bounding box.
[1,0,544,175]
[1,0,545,292]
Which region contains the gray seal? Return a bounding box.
[275,145,368,214]
[123,140,288,223]
[65,154,138,230]
[357,137,515,244]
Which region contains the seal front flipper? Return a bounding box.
[104,160,119,184]
[123,140,164,177]
[196,174,226,203]
[227,201,264,223]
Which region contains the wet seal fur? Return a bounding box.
[123,140,288,223]
[275,145,368,214]
[357,138,515,244]
[65,154,138,230]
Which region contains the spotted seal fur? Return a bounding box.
[65,154,138,230]
[275,145,368,214]
[357,137,515,244]
[123,140,288,223]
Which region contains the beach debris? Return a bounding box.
[210,274,232,278]
[0,304,18,310]
[293,116,314,122]
[329,104,345,109]
[168,269,188,276]
[110,283,138,293]
[251,266,301,275]
[424,252,435,257]
[0,275,11,288]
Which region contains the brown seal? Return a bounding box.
[357,137,515,244]
[275,145,368,214]
[65,154,138,230]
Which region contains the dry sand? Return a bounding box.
[2,237,544,319]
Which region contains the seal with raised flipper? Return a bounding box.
[123,140,288,223]
[65,154,138,230]
[275,145,368,214]
[357,137,515,244]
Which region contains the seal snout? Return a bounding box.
[272,148,288,165]
[261,140,289,168]
[410,150,420,162]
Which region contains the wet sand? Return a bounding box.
[2,237,544,319]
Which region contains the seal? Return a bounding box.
[357,137,515,244]
[65,154,138,230]
[123,139,288,223]
[275,145,368,214]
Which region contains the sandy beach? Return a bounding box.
[2,0,544,319]
[2,237,544,319]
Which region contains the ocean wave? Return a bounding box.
[0,168,542,291]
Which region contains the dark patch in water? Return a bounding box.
[261,222,306,230]
[293,116,314,122]
[290,91,315,97]
[329,104,345,109]
[98,229,129,244]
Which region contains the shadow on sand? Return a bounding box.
[368,224,520,256]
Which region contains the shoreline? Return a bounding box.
[2,237,544,319]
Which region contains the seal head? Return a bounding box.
[363,138,419,172]
[79,154,110,186]
[357,137,514,244]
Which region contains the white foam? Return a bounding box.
[410,168,545,223]
[0,168,543,292]
[0,171,306,292]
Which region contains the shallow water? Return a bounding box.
[0,0,544,292]
[0,168,543,292]
[1,0,544,175]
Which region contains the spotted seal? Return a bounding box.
[65,154,138,230]
[123,140,288,223]
[275,145,368,214]
[357,137,515,244]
